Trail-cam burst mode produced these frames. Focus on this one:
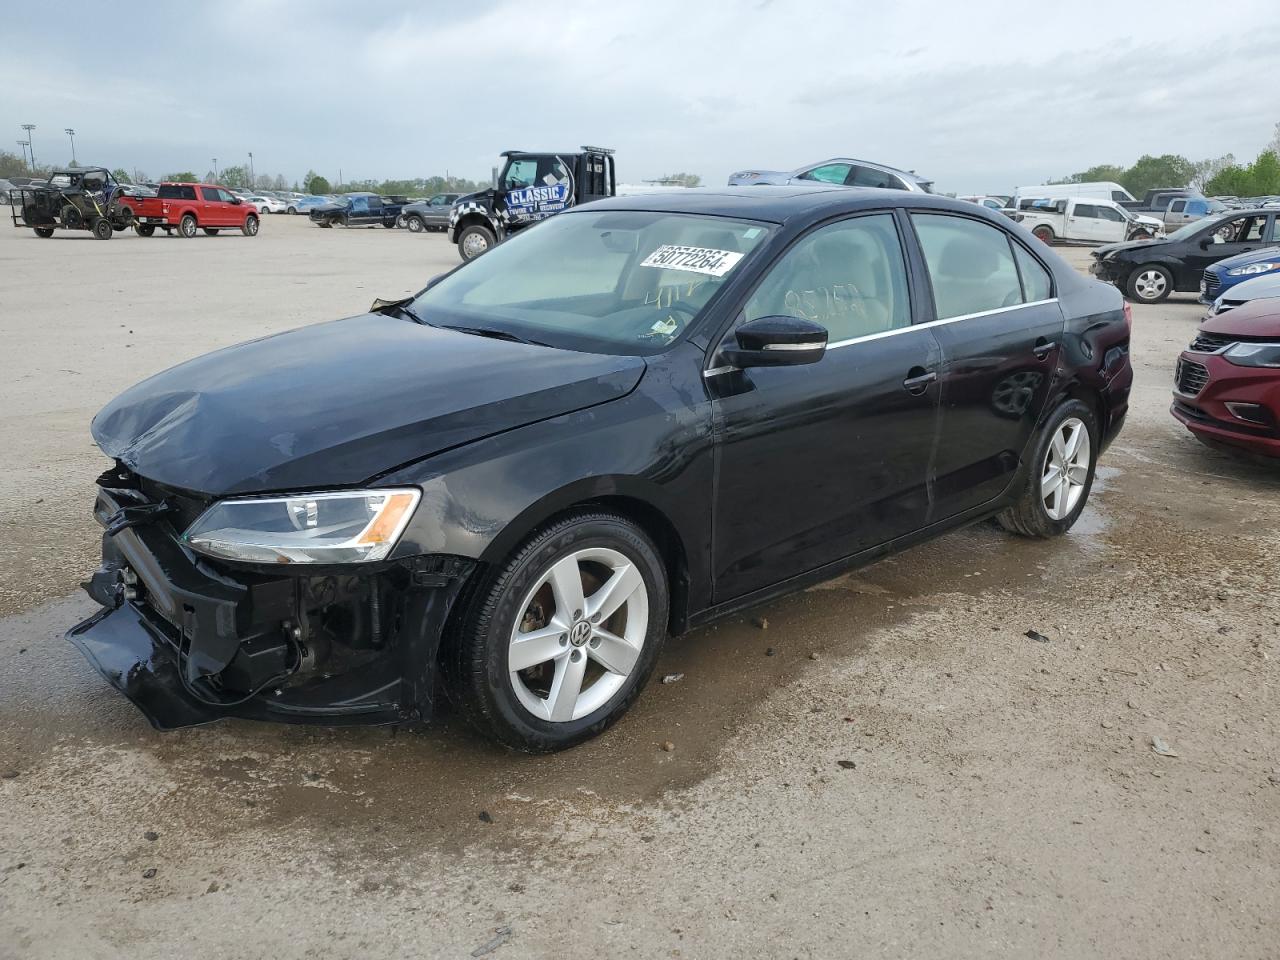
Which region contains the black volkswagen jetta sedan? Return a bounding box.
[70,186,1133,751]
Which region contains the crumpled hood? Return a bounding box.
[93,313,645,496]
[1095,237,1167,257]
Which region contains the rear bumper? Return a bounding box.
[66,479,474,729]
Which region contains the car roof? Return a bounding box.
[802,157,928,180]
[581,185,982,223]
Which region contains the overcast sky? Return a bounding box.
[3,0,1277,194]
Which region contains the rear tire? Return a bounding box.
[1125,264,1172,303]
[242,215,259,237]
[996,399,1099,538]
[135,224,155,237]
[1031,225,1054,244]
[178,214,198,238]
[33,227,55,238]
[446,512,669,752]
[457,223,496,261]
[92,218,113,240]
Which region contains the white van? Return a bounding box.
[1013,181,1136,205]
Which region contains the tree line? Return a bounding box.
[0,151,485,197]
[1052,122,1280,198]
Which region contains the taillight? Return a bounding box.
[1123,302,1132,332]
[161,202,169,215]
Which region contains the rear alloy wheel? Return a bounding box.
[242,215,259,237]
[457,223,496,261]
[997,399,1098,538]
[1031,225,1054,244]
[92,218,113,240]
[178,214,198,238]
[448,513,669,752]
[1126,264,1172,303]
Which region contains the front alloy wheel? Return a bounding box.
[448,512,668,751]
[508,547,648,722]
[1127,265,1171,303]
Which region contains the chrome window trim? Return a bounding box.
[825,298,1059,350]
[703,298,1060,377]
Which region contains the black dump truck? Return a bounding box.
[448,146,616,261]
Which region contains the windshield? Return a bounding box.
[412,211,772,355]
[1167,213,1231,242]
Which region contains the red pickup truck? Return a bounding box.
[124,182,260,238]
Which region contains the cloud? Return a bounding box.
[0,0,1276,193]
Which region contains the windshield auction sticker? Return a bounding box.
[641,245,744,277]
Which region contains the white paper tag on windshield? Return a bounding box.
[641,245,744,277]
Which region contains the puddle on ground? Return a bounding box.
[0,489,1125,856]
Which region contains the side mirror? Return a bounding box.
[1199,237,1213,248]
[231,197,242,205]
[721,316,828,368]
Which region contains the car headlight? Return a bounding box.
[1227,262,1279,277]
[183,488,420,564]
[1222,342,1280,368]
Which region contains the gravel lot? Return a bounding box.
[1,214,1277,960]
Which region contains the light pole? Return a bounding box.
[248,151,255,189]
[65,128,76,164]
[212,158,218,179]
[16,141,30,169]
[21,124,36,170]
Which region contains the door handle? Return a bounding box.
[1033,338,1057,360]
[902,367,937,395]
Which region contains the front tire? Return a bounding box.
[135,223,155,237]
[457,223,496,261]
[406,214,425,233]
[178,214,198,238]
[92,218,113,240]
[33,227,55,238]
[1126,264,1172,303]
[997,399,1099,538]
[447,512,669,752]
[242,215,259,236]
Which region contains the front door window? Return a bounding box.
[742,213,910,342]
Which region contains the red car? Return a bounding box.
[129,182,260,238]
[1172,297,1280,458]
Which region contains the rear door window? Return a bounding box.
[1012,244,1053,301]
[910,214,1025,319]
[200,187,222,202]
[846,166,901,189]
[1074,203,1100,219]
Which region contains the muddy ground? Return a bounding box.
[0,216,1276,959]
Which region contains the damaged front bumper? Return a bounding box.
[66,472,474,730]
